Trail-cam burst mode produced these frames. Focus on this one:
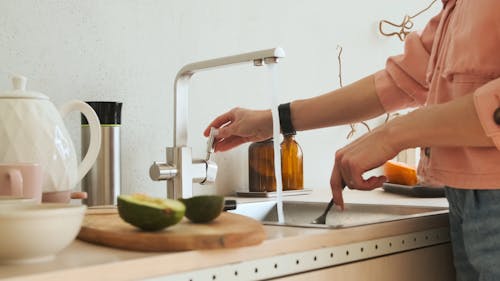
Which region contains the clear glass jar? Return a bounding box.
[248,134,303,192]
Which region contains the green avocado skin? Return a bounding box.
[117,196,185,231]
[180,195,224,223]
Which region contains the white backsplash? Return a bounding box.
[0,0,439,198]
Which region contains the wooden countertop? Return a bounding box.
[1,188,449,281]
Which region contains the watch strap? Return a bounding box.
[278,102,296,135]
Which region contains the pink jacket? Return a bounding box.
[374,0,500,189]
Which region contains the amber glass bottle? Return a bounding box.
[248,139,275,192]
[248,134,303,192]
[281,133,304,191]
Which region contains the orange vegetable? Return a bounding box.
[383,161,418,186]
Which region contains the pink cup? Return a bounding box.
[0,163,43,203]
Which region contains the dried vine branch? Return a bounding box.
[337,45,343,88]
[379,0,437,41]
[384,112,400,123]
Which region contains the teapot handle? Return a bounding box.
[59,100,102,185]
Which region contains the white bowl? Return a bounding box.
[0,203,86,264]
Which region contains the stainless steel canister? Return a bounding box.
[81,102,122,206]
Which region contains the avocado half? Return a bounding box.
[179,195,224,223]
[117,194,185,231]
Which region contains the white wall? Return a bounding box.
[0,0,440,197]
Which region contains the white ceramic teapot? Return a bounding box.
[0,75,101,203]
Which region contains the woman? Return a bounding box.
[204,1,500,279]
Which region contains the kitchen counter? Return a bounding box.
[232,187,449,207]
[0,188,453,281]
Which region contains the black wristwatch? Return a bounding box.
[278,102,296,135]
[494,107,500,125]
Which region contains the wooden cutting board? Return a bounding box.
[77,208,266,252]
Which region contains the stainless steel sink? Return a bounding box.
[229,201,448,229]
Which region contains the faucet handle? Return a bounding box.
[205,127,219,161]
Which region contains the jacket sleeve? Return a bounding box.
[374,9,443,113]
[474,79,500,150]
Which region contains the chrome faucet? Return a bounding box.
[149,47,286,199]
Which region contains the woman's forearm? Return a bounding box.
[387,93,494,150]
[290,75,386,131]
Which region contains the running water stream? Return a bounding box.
[267,63,284,224]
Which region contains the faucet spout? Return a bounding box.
[174,47,285,146]
[152,47,285,199]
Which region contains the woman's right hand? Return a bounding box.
[204,107,273,152]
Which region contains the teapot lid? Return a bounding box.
[0,75,49,100]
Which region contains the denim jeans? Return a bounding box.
[445,187,500,281]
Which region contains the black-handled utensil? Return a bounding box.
[311,198,335,224]
[311,181,346,225]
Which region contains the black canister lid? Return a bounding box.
[81,101,122,125]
